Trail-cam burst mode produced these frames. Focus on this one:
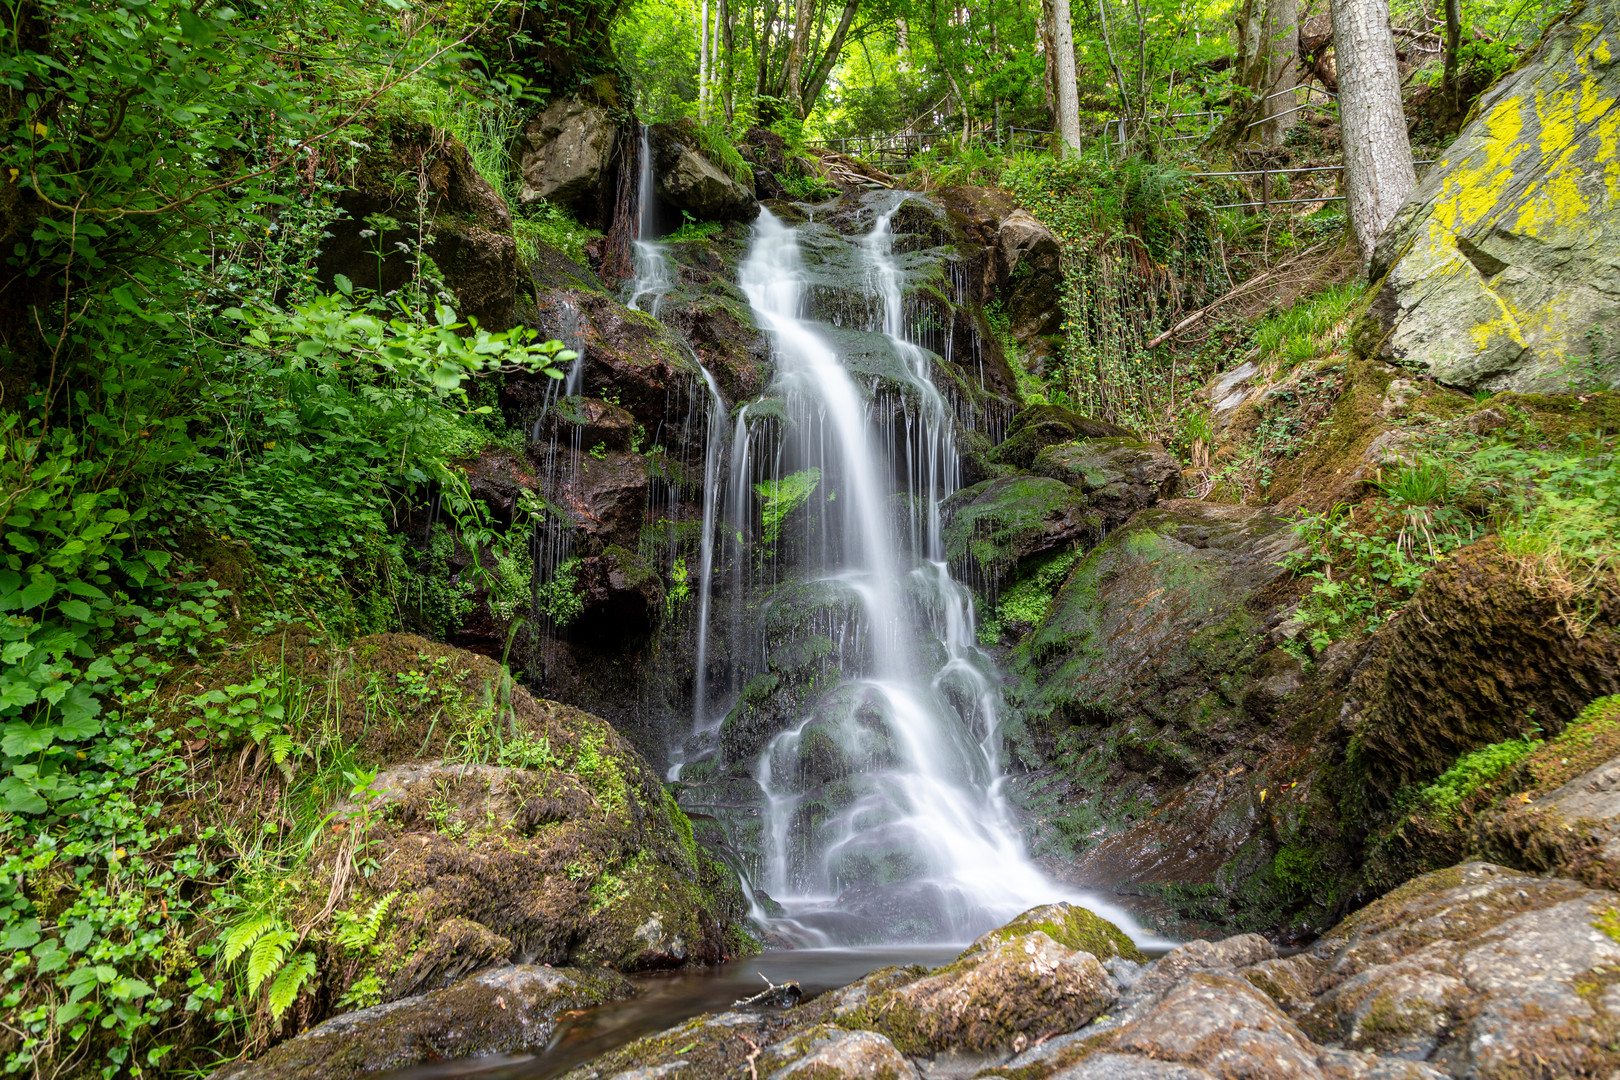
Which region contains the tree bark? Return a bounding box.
[1051,0,1083,155]
[721,0,736,121]
[1235,0,1301,145]
[1442,0,1461,116]
[699,0,710,122]
[801,0,861,113]
[1330,0,1417,261]
[782,0,814,117]
[1039,0,1058,120]
[755,0,779,100]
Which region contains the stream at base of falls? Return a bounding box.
[374,945,967,1080]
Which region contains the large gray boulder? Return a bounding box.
[211,965,632,1080]
[649,122,757,222]
[518,98,618,211]
[995,208,1064,341]
[1362,0,1620,392]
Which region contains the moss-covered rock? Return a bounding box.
[838,931,1117,1055]
[1363,0,1620,392]
[314,119,520,330]
[989,405,1139,472]
[1350,539,1620,795]
[211,965,631,1080]
[942,475,1099,587]
[965,903,1145,963]
[178,632,750,1026]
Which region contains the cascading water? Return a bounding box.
[726,200,1146,944]
[627,125,674,316]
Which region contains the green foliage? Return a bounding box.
[669,212,724,243]
[755,468,822,546]
[1415,734,1541,818]
[519,201,605,265]
[694,122,752,184]
[536,558,586,626]
[980,548,1082,644]
[1252,284,1360,369]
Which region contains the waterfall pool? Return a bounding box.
[377,945,962,1080]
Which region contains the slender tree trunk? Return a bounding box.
[722,0,736,121]
[1331,0,1417,260]
[699,0,710,122]
[1051,0,1083,155]
[1442,0,1461,116]
[1236,0,1301,145]
[802,0,861,112]
[755,0,779,100]
[783,0,814,117]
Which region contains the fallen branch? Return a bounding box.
[1143,241,1331,349]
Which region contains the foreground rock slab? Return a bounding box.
[558,868,1620,1080]
[212,965,631,1080]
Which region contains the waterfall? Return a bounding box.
[627,125,674,316]
[729,202,1144,944]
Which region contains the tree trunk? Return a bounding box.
[1052,0,1083,156]
[1442,0,1461,116]
[699,0,710,122]
[1040,0,1058,121]
[801,0,861,113]
[782,0,814,117]
[722,0,736,121]
[755,0,779,100]
[1330,0,1417,261]
[1235,0,1301,146]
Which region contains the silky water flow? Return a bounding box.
[710,199,1149,947]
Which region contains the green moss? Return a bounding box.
[970,903,1145,963]
[943,475,1092,581]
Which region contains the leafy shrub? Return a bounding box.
[518,202,604,265]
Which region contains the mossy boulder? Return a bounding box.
[211,965,631,1080]
[649,119,757,222]
[837,931,1117,1055]
[965,902,1145,963]
[1363,0,1620,392]
[989,405,1139,472]
[1350,539,1620,795]
[314,119,519,330]
[516,97,620,217]
[942,475,1100,587]
[178,632,750,1027]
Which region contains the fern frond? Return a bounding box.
[268,951,316,1019]
[246,928,293,994]
[222,914,274,966]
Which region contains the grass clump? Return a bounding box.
[1253,283,1359,369]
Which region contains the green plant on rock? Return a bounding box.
[536,558,585,626]
[1414,733,1542,819]
[755,468,822,546]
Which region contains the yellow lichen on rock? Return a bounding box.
[1364,0,1620,392]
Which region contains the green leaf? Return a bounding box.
[17,573,56,611]
[333,274,353,296]
[246,929,292,995]
[267,952,315,1018]
[59,599,92,622]
[177,9,218,44]
[64,920,94,954]
[2,918,42,951]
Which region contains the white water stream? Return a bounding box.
[734,203,1146,944]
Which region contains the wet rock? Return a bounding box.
[1349,538,1620,793]
[1294,862,1620,1079]
[1478,696,1620,887]
[1050,1053,1219,1080]
[758,1024,921,1079]
[965,902,1146,964]
[517,98,619,214]
[1113,973,1333,1077]
[316,121,518,330]
[542,395,639,453]
[942,475,1099,585]
[555,451,652,550]
[573,545,665,641]
[1127,934,1277,1001]
[1033,437,1182,521]
[995,209,1064,342]
[842,931,1117,1055]
[210,965,631,1080]
[649,121,757,222]
[990,405,1139,472]
[1363,0,1620,392]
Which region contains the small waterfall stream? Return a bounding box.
[728,203,1141,944]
